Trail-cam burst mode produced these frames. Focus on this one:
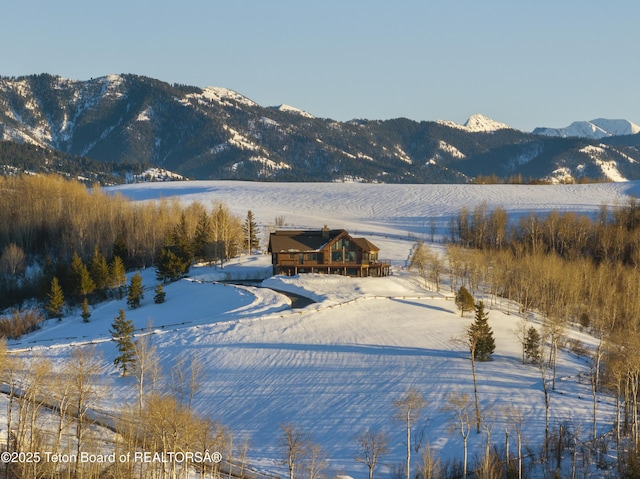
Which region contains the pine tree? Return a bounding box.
[154,283,166,304]
[172,213,193,265]
[524,326,542,364]
[127,271,144,309]
[110,309,136,376]
[109,255,127,293]
[89,245,110,291]
[47,276,65,320]
[112,235,129,268]
[243,210,260,253]
[193,211,212,263]
[70,252,95,298]
[455,286,475,317]
[155,246,190,283]
[81,297,91,322]
[468,301,495,361]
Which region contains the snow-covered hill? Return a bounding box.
[8,180,637,478]
[534,118,640,139]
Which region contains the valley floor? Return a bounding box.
[8,180,635,477]
[12,258,615,477]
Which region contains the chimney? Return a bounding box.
[322,225,330,239]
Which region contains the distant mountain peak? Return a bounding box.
[533,118,640,139]
[275,104,315,119]
[199,86,257,107]
[437,114,512,133]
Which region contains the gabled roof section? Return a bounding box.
[352,237,380,252]
[269,229,347,253]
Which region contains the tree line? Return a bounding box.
[0,140,144,185]
[411,198,640,473]
[0,174,247,311]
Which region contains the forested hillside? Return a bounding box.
[2,74,640,183]
[0,141,141,184]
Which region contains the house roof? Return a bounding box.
[352,237,380,252]
[269,229,345,253]
[268,228,380,253]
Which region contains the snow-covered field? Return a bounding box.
[14,181,639,477]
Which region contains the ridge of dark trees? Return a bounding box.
[0,140,144,185]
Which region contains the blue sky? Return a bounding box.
[2,0,638,131]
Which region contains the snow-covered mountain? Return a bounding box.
[437,113,513,133]
[2,73,640,183]
[533,118,640,139]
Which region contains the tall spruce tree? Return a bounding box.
[243,210,260,253]
[109,255,127,292]
[172,213,193,264]
[70,252,95,299]
[524,326,542,364]
[468,301,496,361]
[110,309,136,376]
[127,271,144,309]
[466,300,495,433]
[47,276,65,320]
[89,245,110,291]
[193,211,212,263]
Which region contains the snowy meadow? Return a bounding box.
[11,180,640,477]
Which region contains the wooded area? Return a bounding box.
[409,199,640,475]
[0,174,244,309]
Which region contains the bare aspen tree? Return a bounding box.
[198,419,228,479]
[409,242,444,291]
[513,317,529,365]
[141,391,217,479]
[170,351,204,412]
[4,351,24,455]
[12,356,52,478]
[476,410,501,479]
[133,330,161,414]
[393,387,428,479]
[51,368,74,461]
[418,442,441,479]
[279,423,310,479]
[503,406,525,479]
[66,346,105,478]
[305,442,328,479]
[538,340,551,461]
[409,241,429,288]
[354,429,389,479]
[443,392,473,479]
[237,435,251,479]
[542,314,565,391]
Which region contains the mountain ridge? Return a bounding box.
[1,73,640,184]
[533,118,640,140]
